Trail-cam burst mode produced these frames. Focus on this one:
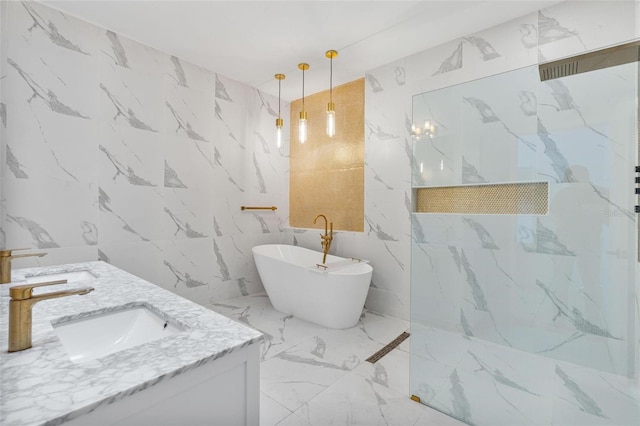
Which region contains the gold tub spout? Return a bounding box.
[8,280,94,352]
[0,249,47,284]
[313,214,333,264]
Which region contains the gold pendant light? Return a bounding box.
[274,73,285,148]
[325,50,338,138]
[298,63,309,144]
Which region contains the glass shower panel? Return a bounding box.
[412,83,462,187]
[460,66,539,184]
[534,62,638,376]
[411,61,638,426]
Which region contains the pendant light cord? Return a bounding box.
[278,79,281,118]
[302,67,305,111]
[330,56,333,104]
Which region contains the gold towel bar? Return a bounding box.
[240,206,277,211]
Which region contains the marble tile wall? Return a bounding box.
[0,1,290,305]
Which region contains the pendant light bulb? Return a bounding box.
[298,63,309,144]
[325,50,338,138]
[275,73,285,149]
[276,118,283,148]
[326,107,335,138]
[299,112,307,144]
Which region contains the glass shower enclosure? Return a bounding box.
[410,44,639,425]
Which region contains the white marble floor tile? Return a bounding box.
[210,294,327,360]
[275,411,313,426]
[311,327,386,366]
[293,372,426,426]
[260,332,383,413]
[410,353,456,405]
[261,392,293,426]
[357,310,410,345]
[260,351,349,413]
[213,295,409,350]
[214,294,639,426]
[353,348,410,396]
[209,292,285,322]
[255,316,327,361]
[212,294,464,426]
[413,405,468,426]
[397,334,410,353]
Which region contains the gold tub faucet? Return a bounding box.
[313,214,333,264]
[0,248,47,284]
[8,279,94,352]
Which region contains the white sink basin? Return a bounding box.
[53,304,184,363]
[26,270,97,284]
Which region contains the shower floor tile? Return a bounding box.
[292,372,426,426]
[212,294,467,426]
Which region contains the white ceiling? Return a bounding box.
[41,1,561,101]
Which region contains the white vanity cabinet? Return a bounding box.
[65,343,260,426]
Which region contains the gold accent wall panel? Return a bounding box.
[290,78,364,231]
[415,182,549,215]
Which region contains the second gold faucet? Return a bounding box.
[0,248,47,284]
[313,214,333,264]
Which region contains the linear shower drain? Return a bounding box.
[366,331,410,363]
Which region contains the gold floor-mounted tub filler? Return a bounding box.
[313,214,333,264]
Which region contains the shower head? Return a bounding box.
[539,40,640,81]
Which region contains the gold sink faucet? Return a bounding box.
[8,279,94,352]
[313,214,333,264]
[0,248,47,284]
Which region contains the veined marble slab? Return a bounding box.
[0,261,263,426]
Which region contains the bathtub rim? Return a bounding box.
[252,244,372,275]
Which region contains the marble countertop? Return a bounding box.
[0,261,263,426]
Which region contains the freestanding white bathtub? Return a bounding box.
[252,244,373,329]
